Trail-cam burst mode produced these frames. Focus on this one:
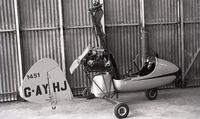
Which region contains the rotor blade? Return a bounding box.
[69,59,80,74]
[69,45,91,74]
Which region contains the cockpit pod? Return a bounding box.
[113,57,179,92]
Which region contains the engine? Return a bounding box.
[82,48,112,72]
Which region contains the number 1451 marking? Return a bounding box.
[27,73,40,79]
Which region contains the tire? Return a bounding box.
[145,88,158,100]
[114,103,129,118]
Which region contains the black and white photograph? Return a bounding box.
[0,0,200,119]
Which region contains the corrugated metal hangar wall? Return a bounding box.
[0,0,200,102]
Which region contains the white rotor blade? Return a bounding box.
[69,45,91,74]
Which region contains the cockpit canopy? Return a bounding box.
[139,56,156,76]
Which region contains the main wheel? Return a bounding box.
[114,103,129,118]
[145,88,158,100]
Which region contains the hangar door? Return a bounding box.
[104,0,200,88]
[0,0,23,101]
[104,0,180,89]
[0,0,66,101]
[182,0,200,87]
[143,0,200,87]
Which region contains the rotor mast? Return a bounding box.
[90,0,107,49]
[140,0,150,65]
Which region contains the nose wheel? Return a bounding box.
[114,102,129,118]
[145,88,158,100]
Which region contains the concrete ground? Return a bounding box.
[0,87,200,119]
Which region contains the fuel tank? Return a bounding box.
[91,73,114,98]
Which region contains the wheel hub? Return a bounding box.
[118,107,127,116]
